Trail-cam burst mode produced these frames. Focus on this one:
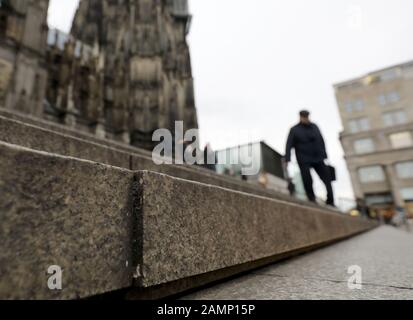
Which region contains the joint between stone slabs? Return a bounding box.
[131,171,145,287]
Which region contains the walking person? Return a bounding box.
[285,110,335,207]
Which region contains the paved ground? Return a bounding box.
[183,226,413,300]
[400,220,413,234]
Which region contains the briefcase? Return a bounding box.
[328,165,336,182]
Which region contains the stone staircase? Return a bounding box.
[0,109,377,299]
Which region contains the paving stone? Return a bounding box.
[183,226,413,300]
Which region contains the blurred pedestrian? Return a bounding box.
[285,110,335,207]
[356,198,370,219]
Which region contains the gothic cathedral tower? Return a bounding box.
[71,0,199,149]
[0,0,198,151]
[0,0,49,116]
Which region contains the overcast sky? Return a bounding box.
[48,0,413,201]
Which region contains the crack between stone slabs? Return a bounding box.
[253,272,413,292]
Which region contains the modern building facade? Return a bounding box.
[334,61,413,218]
[0,0,198,151]
[215,141,288,194]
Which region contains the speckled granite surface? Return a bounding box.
[136,171,375,288]
[183,226,413,300]
[0,111,322,206]
[0,139,376,299]
[0,142,136,299]
[0,115,131,168]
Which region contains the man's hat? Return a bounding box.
[299,110,310,117]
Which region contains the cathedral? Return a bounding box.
[0,0,198,150]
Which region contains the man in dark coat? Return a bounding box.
[285,110,335,206]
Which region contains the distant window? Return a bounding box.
[380,70,399,81]
[358,166,385,183]
[382,110,407,127]
[343,99,364,113]
[395,161,413,179]
[389,132,412,149]
[348,117,370,133]
[354,138,375,154]
[173,0,189,15]
[344,102,353,113]
[401,188,413,201]
[378,94,387,106]
[359,118,370,131]
[349,120,358,133]
[365,193,393,206]
[388,91,401,103]
[382,113,393,127]
[354,100,364,111]
[395,110,407,123]
[378,91,400,106]
[47,29,57,46]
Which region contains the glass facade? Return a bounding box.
[215,142,262,177]
[215,142,284,180]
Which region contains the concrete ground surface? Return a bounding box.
[183,226,413,300]
[400,220,413,234]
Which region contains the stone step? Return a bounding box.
[0,108,315,208]
[0,141,377,299]
[0,141,136,300]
